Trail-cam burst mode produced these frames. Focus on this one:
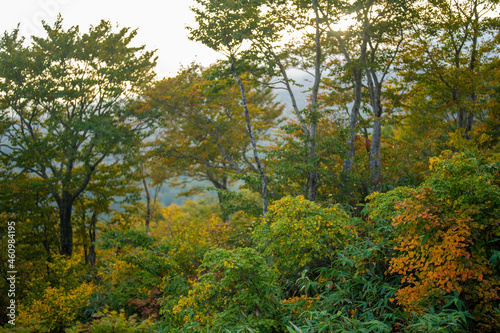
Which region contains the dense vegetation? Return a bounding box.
[1,0,499,332]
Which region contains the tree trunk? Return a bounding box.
[230,57,269,218]
[343,68,364,173]
[88,212,97,268]
[366,69,383,193]
[465,5,478,140]
[141,164,151,235]
[307,0,322,202]
[369,117,382,192]
[216,191,230,222]
[59,192,74,257]
[465,109,474,138]
[206,172,230,222]
[333,27,368,177]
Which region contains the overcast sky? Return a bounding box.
[0,0,224,78]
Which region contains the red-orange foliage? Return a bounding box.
[380,152,500,330]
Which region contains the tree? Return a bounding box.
[397,0,500,139]
[320,0,408,192]
[138,160,164,235]
[266,117,348,202]
[142,63,282,220]
[125,146,166,235]
[0,172,59,320]
[0,17,156,256]
[188,0,327,211]
[190,0,331,202]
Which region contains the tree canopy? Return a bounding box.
[0,17,156,256]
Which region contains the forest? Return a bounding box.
[0,0,499,332]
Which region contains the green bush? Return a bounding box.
[282,215,403,332]
[173,247,283,332]
[253,195,353,282]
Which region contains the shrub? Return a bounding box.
[253,196,353,281]
[173,247,283,332]
[17,282,95,332]
[373,151,500,330]
[283,216,403,332]
[97,229,177,315]
[65,308,153,333]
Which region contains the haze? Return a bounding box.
[0,0,223,78]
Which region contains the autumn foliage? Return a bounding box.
[372,151,500,330]
[1,1,500,332]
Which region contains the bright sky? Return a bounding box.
[0,0,223,79]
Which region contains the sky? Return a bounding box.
[0,0,311,111]
[0,0,224,79]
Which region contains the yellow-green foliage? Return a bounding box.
[153,201,226,276]
[96,228,177,315]
[65,308,153,333]
[253,196,353,275]
[97,253,166,309]
[11,254,94,332]
[90,199,228,323]
[172,247,282,331]
[17,282,94,332]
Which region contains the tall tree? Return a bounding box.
[322,0,407,192]
[190,0,329,202]
[189,1,283,215]
[0,18,156,256]
[363,0,406,192]
[398,0,499,138]
[142,63,282,220]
